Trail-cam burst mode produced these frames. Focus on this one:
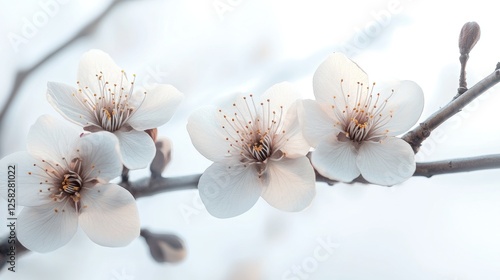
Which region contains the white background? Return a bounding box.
[1,0,500,279]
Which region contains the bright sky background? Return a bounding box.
[1,0,500,279]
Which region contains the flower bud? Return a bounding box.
[459,21,480,55]
[150,138,172,178]
[141,229,186,263]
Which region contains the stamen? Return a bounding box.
[75,71,140,132]
[218,95,287,165]
[336,81,396,142]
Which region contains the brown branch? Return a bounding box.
[123,154,500,195]
[414,154,500,178]
[0,0,129,154]
[123,174,201,199]
[402,68,500,153]
[2,153,500,268]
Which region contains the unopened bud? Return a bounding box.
[150,138,172,178]
[141,229,186,263]
[459,21,480,55]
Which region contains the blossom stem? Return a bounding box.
[402,67,500,153]
[457,53,469,96]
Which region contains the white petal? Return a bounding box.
[277,101,311,157]
[300,99,339,147]
[373,80,425,136]
[127,84,183,130]
[187,106,230,162]
[311,134,360,182]
[261,82,300,113]
[313,53,369,108]
[198,162,262,218]
[357,137,416,186]
[27,115,81,163]
[17,203,78,253]
[114,129,156,169]
[74,132,122,182]
[261,157,316,212]
[79,183,140,247]
[77,49,128,95]
[0,152,57,207]
[47,82,98,127]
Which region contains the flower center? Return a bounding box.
[249,131,273,162]
[74,71,146,132]
[332,80,394,143]
[58,157,84,204]
[219,95,287,166]
[61,170,82,195]
[31,157,87,212]
[346,117,369,143]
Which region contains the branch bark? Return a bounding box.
[124,174,201,199]
[402,68,500,153]
[414,154,500,178]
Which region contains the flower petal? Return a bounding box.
[74,132,122,182]
[357,137,416,186]
[277,101,311,157]
[187,106,230,162]
[17,203,78,253]
[300,99,339,148]
[47,82,98,127]
[261,157,316,212]
[77,49,128,95]
[114,129,156,169]
[373,80,424,136]
[127,84,183,131]
[311,134,360,182]
[0,152,57,207]
[27,115,81,163]
[198,162,262,218]
[313,53,369,108]
[261,82,300,113]
[79,183,140,247]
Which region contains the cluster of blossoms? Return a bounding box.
[187,52,423,218]
[0,50,183,252]
[0,50,424,252]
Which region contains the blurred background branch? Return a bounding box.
[0,0,129,154]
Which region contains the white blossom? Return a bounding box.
[47,49,183,169]
[187,83,315,218]
[0,115,140,252]
[301,53,424,185]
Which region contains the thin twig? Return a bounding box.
[0,0,128,154]
[124,174,201,199]
[457,53,469,96]
[414,154,500,178]
[402,68,500,153]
